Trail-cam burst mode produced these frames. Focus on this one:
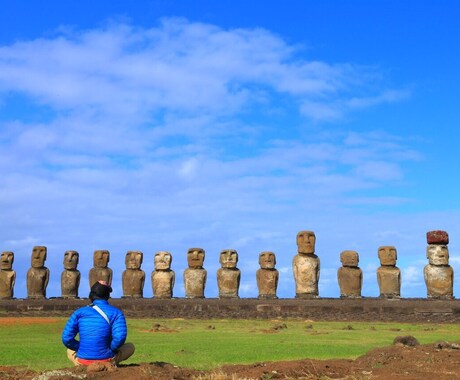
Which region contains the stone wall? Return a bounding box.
[1,298,460,323]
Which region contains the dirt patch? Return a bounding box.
[3,341,460,379]
[0,317,61,326]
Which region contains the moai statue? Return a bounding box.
[292,231,320,298]
[424,230,454,299]
[256,251,279,299]
[337,250,362,298]
[27,246,50,299]
[184,248,207,298]
[0,251,16,299]
[61,250,80,298]
[151,251,175,298]
[377,246,401,298]
[89,250,112,288]
[122,251,145,298]
[217,249,241,298]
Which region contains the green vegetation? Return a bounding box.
[1,318,460,370]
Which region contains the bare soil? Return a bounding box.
[2,341,460,380]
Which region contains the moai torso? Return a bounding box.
[27,246,50,299]
[184,248,207,298]
[0,251,15,299]
[377,246,401,298]
[151,251,175,298]
[122,251,145,298]
[293,231,320,298]
[256,251,279,299]
[61,250,80,298]
[217,249,240,298]
[89,250,113,287]
[424,231,453,299]
[337,250,362,298]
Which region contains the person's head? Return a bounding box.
[378,246,397,266]
[297,231,316,254]
[63,250,79,270]
[93,250,110,268]
[259,251,276,269]
[154,251,172,270]
[187,248,205,269]
[125,251,143,269]
[219,249,238,268]
[89,280,112,301]
[427,245,449,266]
[31,246,47,268]
[340,250,359,267]
[1,251,14,270]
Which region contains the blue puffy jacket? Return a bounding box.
[62,299,127,360]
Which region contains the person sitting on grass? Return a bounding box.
[62,280,135,366]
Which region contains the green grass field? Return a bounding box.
[1,318,460,370]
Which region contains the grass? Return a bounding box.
[1,318,460,370]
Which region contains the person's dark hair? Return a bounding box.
[89,280,112,301]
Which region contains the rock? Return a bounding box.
[427,230,449,245]
[393,336,419,347]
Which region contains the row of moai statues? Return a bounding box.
[0,230,454,300]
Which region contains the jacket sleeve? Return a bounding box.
[62,311,80,351]
[110,311,127,352]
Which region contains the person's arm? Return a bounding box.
[61,311,80,351]
[110,312,127,352]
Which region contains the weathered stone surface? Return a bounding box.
[151,251,175,298]
[89,250,112,287]
[257,252,279,299]
[61,251,80,299]
[217,249,240,298]
[378,246,397,266]
[377,246,400,298]
[337,250,362,298]
[184,248,207,298]
[424,264,453,299]
[293,231,319,298]
[27,246,49,299]
[0,251,15,299]
[424,241,454,299]
[427,230,449,245]
[122,251,145,298]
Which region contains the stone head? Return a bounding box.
[125,251,143,269]
[1,251,14,270]
[378,246,397,266]
[297,231,316,254]
[154,251,172,271]
[31,246,47,268]
[187,248,205,269]
[219,249,238,269]
[259,251,276,269]
[93,250,110,268]
[63,250,79,270]
[340,250,359,267]
[427,245,449,266]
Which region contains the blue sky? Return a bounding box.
[1,1,459,299]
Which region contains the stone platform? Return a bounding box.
[1,298,460,322]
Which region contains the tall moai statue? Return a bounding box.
[256,251,279,299]
[89,250,113,287]
[61,250,80,298]
[122,251,145,298]
[424,230,454,299]
[337,250,362,298]
[151,251,175,298]
[217,249,240,298]
[293,231,320,298]
[0,251,16,299]
[377,246,401,298]
[184,248,207,298]
[27,246,50,299]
